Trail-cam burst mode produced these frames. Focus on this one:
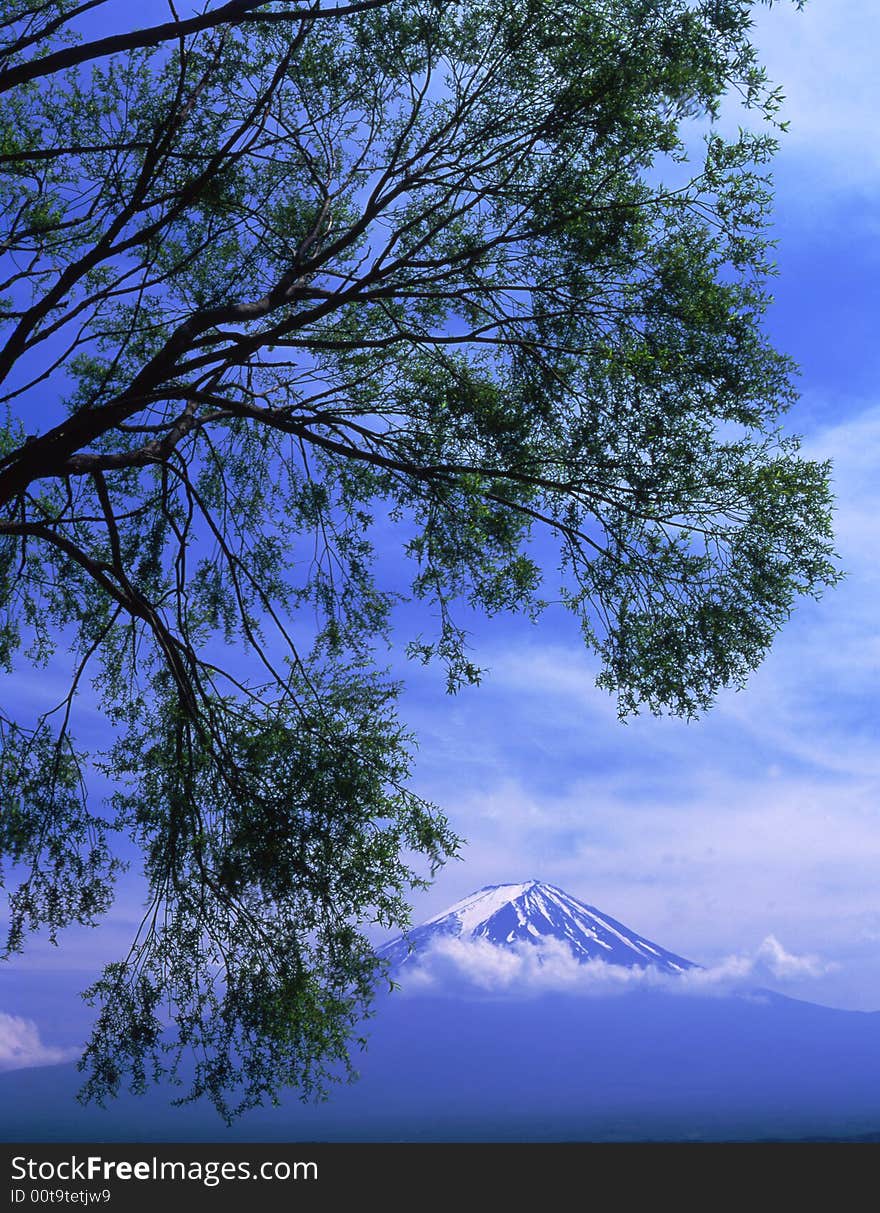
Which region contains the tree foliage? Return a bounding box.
[0,0,834,1118]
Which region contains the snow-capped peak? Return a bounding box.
[379,880,696,974]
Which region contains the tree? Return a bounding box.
[0,0,834,1120]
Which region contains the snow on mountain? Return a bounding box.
[378,880,697,974]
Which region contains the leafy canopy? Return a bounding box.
[0,0,833,1119]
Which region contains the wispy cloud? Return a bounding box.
[737,1,880,197]
[413,762,880,982]
[0,1012,76,1071]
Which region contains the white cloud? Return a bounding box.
[736,1,880,194]
[753,934,831,980]
[422,766,880,954]
[0,1012,75,1071]
[395,935,833,998]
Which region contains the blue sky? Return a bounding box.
[4,0,880,1074]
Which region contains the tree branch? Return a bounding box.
[0,0,395,94]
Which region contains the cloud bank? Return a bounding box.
[397,936,834,999]
[0,1012,76,1072]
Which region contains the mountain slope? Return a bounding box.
[378,880,697,974]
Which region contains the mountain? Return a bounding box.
[10,881,880,1143]
[6,990,880,1142]
[378,879,697,974]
